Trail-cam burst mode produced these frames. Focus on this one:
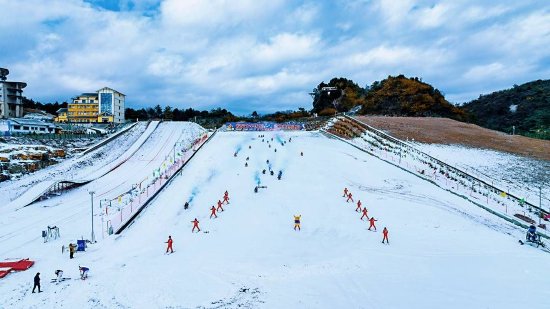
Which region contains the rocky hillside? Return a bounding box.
[311,75,467,120]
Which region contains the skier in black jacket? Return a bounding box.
[32,272,41,293]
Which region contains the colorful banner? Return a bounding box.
[224,121,305,131]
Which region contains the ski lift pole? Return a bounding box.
[89,191,95,243]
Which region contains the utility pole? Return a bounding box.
[90,191,96,243]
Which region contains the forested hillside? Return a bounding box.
[462,79,550,139]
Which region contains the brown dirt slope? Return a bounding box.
[354,116,550,161]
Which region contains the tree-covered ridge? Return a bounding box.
[311,75,467,121]
[462,79,550,139]
[362,75,467,120]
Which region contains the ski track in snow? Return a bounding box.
[1,129,550,308]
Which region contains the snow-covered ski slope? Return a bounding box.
[0,121,151,207]
[0,122,204,257]
[1,130,549,308]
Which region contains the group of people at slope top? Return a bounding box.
[344,187,389,244]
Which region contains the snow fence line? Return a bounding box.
[80,122,139,156]
[6,121,160,210]
[112,129,217,235]
[320,129,550,240]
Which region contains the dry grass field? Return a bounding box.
[354,116,550,161]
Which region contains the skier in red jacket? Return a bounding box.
[191,218,200,232]
[210,206,217,218]
[360,208,369,220]
[356,200,362,212]
[346,192,354,203]
[343,188,348,197]
[165,236,173,253]
[223,191,230,204]
[217,200,224,212]
[368,217,377,231]
[382,227,389,244]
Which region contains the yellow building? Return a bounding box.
[56,89,125,124]
[68,93,99,123]
[98,114,114,123]
[54,108,68,123]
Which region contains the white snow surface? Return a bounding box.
[417,143,550,204]
[1,130,549,308]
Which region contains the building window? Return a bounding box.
[23,126,29,130]
[14,125,20,129]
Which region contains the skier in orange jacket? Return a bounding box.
[210,206,217,218]
[368,217,377,231]
[360,208,369,220]
[356,200,362,212]
[217,200,224,212]
[191,218,200,232]
[343,188,348,197]
[382,227,389,244]
[346,192,354,203]
[223,191,230,204]
[165,236,173,253]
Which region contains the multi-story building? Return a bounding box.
[68,93,100,123]
[0,68,26,118]
[60,88,125,124]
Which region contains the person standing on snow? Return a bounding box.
[343,188,348,197]
[368,217,378,231]
[69,243,76,259]
[165,236,174,253]
[294,215,301,231]
[32,272,41,293]
[356,200,362,212]
[382,227,389,244]
[360,208,369,220]
[223,193,230,204]
[346,192,354,203]
[217,200,224,212]
[210,206,218,218]
[191,218,200,232]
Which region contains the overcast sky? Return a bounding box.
[0,0,548,114]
